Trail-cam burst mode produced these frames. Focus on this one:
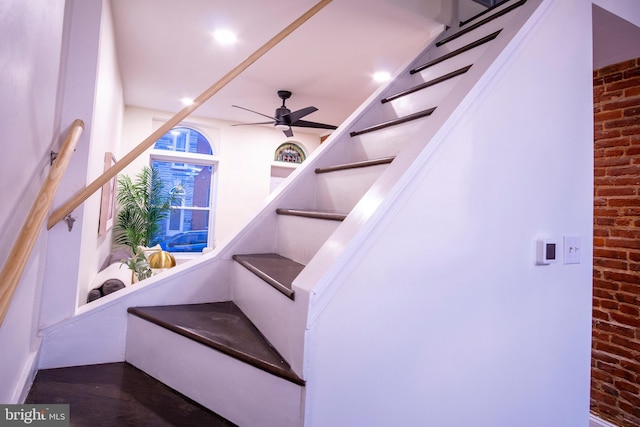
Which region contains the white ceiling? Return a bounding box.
[110,0,448,136]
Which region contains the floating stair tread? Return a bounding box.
[350,108,436,137]
[276,208,347,221]
[436,0,526,47]
[410,30,501,74]
[382,65,472,104]
[128,302,304,386]
[315,156,395,174]
[233,253,304,299]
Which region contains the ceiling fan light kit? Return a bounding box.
[232,90,337,137]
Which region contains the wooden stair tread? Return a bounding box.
[276,208,347,221]
[128,302,304,386]
[315,156,395,174]
[350,108,436,137]
[436,0,526,47]
[382,65,472,104]
[233,253,305,299]
[411,30,501,75]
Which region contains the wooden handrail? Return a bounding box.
[0,119,84,324]
[48,0,332,229]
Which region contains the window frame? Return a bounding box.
[149,125,220,255]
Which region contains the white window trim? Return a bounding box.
[150,130,220,257]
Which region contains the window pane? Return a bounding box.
[151,160,212,208]
[152,209,210,253]
[153,127,213,155]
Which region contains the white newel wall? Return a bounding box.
[304,0,594,426]
[0,0,66,403]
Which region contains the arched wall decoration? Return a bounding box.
[274,142,306,163]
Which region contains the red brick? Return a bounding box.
[598,359,638,379]
[596,187,636,196]
[594,258,628,270]
[622,126,640,136]
[594,278,620,291]
[623,66,640,79]
[603,269,639,283]
[595,157,631,167]
[596,129,623,141]
[611,335,640,352]
[623,106,640,117]
[594,320,636,338]
[619,282,640,294]
[619,303,640,316]
[607,77,640,93]
[615,292,639,305]
[606,165,640,177]
[610,312,640,327]
[596,110,623,121]
[598,299,620,310]
[602,97,640,112]
[594,248,628,260]
[605,238,640,250]
[593,308,610,321]
[604,117,640,129]
[592,368,614,383]
[620,390,640,407]
[620,359,640,375]
[591,390,618,406]
[610,229,640,239]
[600,60,637,76]
[625,146,640,155]
[596,176,640,186]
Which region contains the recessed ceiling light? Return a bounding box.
[180,97,194,106]
[213,29,237,45]
[373,71,391,83]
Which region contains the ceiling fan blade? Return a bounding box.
[291,119,338,130]
[284,106,318,124]
[232,105,276,121]
[231,121,274,127]
[283,127,294,138]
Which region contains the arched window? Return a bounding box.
[150,126,217,253]
[274,142,306,163]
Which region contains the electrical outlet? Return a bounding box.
[563,235,581,264]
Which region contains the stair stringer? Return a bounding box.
[296,0,545,323]
[301,0,593,424]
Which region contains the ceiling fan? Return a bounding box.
[232,90,337,137]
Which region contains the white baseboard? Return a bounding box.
[11,344,41,403]
[590,413,618,427]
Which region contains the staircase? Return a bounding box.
[37,1,543,426]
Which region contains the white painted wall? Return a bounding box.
[304,0,594,425]
[118,107,322,248]
[0,0,66,403]
[76,0,125,309]
[39,0,124,327]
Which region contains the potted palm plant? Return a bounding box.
[114,166,182,281]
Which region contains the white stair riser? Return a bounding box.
[231,263,308,375]
[384,75,464,118]
[349,119,425,160]
[315,164,389,213]
[277,215,341,265]
[411,43,488,84]
[126,315,304,427]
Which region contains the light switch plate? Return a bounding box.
[563,235,581,264]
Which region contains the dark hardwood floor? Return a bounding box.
[25,362,236,427]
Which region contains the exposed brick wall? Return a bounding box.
[592,58,640,427]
